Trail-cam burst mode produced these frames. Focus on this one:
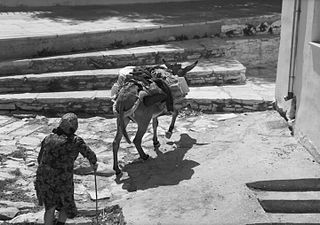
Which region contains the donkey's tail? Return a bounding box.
[118,100,131,144]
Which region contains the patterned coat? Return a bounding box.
[35,132,97,218]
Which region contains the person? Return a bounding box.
[34,113,98,225]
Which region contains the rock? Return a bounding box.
[213,113,238,121]
[0,145,17,156]
[192,118,209,127]
[271,20,281,28]
[0,207,19,220]
[95,169,115,177]
[0,171,15,181]
[0,139,17,155]
[256,22,270,33]
[12,114,36,119]
[74,183,88,198]
[104,137,115,143]
[16,167,34,178]
[74,163,92,175]
[4,191,13,195]
[66,216,92,225]
[26,162,35,167]
[87,187,111,201]
[6,157,24,162]
[96,163,115,177]
[4,159,24,168]
[9,210,44,224]
[17,137,41,149]
[74,162,115,177]
[167,36,176,41]
[0,121,26,134]
[221,24,245,36]
[0,200,35,210]
[78,203,102,217]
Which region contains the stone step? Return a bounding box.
[0,35,279,76]
[0,59,246,94]
[0,81,274,117]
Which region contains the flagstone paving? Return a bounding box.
[1,110,320,224]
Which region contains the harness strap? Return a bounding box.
[113,97,141,118]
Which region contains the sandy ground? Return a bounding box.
[1,110,320,224]
[111,111,320,224]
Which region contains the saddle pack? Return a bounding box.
[111,65,189,110]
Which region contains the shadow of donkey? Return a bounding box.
[115,133,201,192]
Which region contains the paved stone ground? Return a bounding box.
[1,110,320,224]
[0,0,281,39]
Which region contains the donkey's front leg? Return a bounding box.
[152,117,160,148]
[165,110,178,139]
[133,119,150,160]
[112,131,122,175]
[112,117,129,175]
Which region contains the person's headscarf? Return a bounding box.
[56,113,78,135]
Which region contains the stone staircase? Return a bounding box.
[0,34,276,117]
[246,179,320,224]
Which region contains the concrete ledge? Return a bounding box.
[0,35,279,76]
[0,59,246,93]
[0,15,280,61]
[0,82,274,117]
[0,21,222,61]
[0,0,204,7]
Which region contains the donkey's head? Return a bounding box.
[163,59,198,77]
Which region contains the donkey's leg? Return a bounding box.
[112,117,130,175]
[152,117,160,148]
[165,110,178,139]
[133,119,150,160]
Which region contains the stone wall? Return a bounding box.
[182,99,273,114]
[0,92,114,117]
[0,59,246,93]
[0,94,273,117]
[225,36,280,65]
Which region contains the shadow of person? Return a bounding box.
[115,133,200,192]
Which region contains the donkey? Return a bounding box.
[112,60,198,175]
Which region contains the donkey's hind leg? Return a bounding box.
[133,118,151,160]
[112,117,130,175]
[165,110,178,139]
[152,117,161,148]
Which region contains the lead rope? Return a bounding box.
[94,169,99,223]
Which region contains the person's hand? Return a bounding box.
[91,162,98,171]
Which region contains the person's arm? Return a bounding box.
[76,136,98,170]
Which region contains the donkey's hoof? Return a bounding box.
[114,168,122,176]
[153,141,161,148]
[142,154,149,160]
[165,131,172,139]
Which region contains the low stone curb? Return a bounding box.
[0,82,275,116]
[0,59,246,93]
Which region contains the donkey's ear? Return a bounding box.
[163,59,173,69]
[182,60,198,73]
